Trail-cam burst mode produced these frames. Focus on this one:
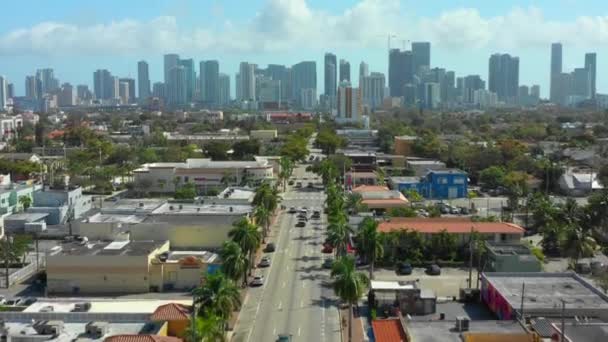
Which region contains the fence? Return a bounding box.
[0,253,46,288]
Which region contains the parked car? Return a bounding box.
[258,257,271,268]
[288,180,295,186]
[264,243,276,253]
[295,182,302,188]
[296,221,306,227]
[15,297,36,306]
[297,214,308,221]
[277,334,292,342]
[322,243,333,254]
[426,264,441,275]
[307,182,314,189]
[288,207,297,214]
[250,275,265,287]
[396,262,413,275]
[322,258,334,269]
[0,295,6,305]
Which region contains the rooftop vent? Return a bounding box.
[33,320,63,336]
[85,321,109,337]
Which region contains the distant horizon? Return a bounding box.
[1,0,607,98]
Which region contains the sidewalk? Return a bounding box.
[339,304,366,342]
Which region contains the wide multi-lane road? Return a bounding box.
[232,164,341,342]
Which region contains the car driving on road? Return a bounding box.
[250,275,264,287]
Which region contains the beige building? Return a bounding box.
[134,158,274,194]
[47,240,219,294]
[76,200,252,249]
[393,135,417,156]
[250,129,278,141]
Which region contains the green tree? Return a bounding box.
[220,241,249,287]
[278,157,294,191]
[331,256,369,342]
[479,166,506,189]
[315,128,347,155]
[18,196,32,211]
[232,139,261,160]
[174,183,197,200]
[357,218,384,279]
[192,272,241,321]
[228,218,262,276]
[280,134,309,161]
[185,314,226,342]
[205,141,231,160]
[402,189,423,202]
[253,205,271,242]
[428,229,458,261]
[345,193,366,214]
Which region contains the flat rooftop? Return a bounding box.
[407,320,525,342]
[217,187,255,200]
[167,250,219,263]
[102,199,166,213]
[4,322,146,342]
[485,242,533,256]
[54,240,165,257]
[371,280,416,291]
[151,202,252,215]
[86,213,147,224]
[23,299,192,314]
[483,272,608,311]
[5,212,49,222]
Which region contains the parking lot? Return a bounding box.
[373,267,473,298]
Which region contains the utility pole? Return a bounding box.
[468,227,474,288]
[520,283,525,321]
[561,300,566,342]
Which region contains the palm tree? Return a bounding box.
[345,193,366,214]
[228,218,262,276]
[185,314,226,342]
[253,182,281,213]
[331,255,369,342]
[254,205,271,242]
[18,195,32,211]
[192,272,241,321]
[357,217,384,280]
[220,241,249,287]
[278,157,294,191]
[327,220,352,257]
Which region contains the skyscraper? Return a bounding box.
[25,76,39,99]
[572,68,591,98]
[200,60,220,106]
[77,85,92,102]
[463,75,485,103]
[291,61,316,107]
[339,59,351,83]
[219,73,231,106]
[388,49,414,97]
[0,76,6,111]
[93,69,114,100]
[164,54,180,84]
[137,61,151,101]
[360,72,385,110]
[324,53,337,101]
[359,62,369,80]
[585,53,597,98]
[36,68,59,94]
[119,82,130,104]
[59,83,76,107]
[152,82,165,99]
[239,62,256,101]
[119,78,136,103]
[488,53,519,103]
[267,64,289,104]
[412,42,431,75]
[178,58,195,102]
[550,43,563,103]
[168,66,187,106]
[530,85,541,99]
[6,83,14,100]
[337,81,360,120]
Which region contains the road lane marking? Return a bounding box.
[300,299,304,307]
[302,281,306,288]
[273,327,276,335]
[282,281,286,288]
[298,327,301,336]
[278,301,282,310]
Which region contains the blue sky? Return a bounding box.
[1,0,607,98]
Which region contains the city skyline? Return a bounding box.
[0,0,608,97]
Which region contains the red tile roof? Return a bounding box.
[105,335,183,342]
[372,319,408,342]
[150,303,191,321]
[377,218,525,235]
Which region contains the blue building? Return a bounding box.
[390,169,468,199]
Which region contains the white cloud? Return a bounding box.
[0,0,607,56]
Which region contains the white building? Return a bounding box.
[300,88,317,110]
[0,115,23,141]
[134,158,274,194]
[424,82,440,109]
[0,76,6,111]
[361,72,385,110]
[119,82,130,105]
[473,89,498,108]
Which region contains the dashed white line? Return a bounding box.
[298,327,302,336]
[300,299,304,308]
[282,281,286,288]
[278,301,282,310]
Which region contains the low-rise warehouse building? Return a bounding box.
[481,272,608,321]
[484,241,542,272]
[46,239,219,294]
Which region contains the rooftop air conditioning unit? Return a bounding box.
[33,320,63,336]
[85,321,109,337]
[455,317,469,332]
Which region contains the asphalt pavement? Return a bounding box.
[232,165,341,342]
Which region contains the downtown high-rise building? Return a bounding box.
[36,68,59,94]
[25,76,40,99]
[93,69,116,100]
[6,83,14,100]
[137,61,151,101]
[359,62,369,80]
[360,72,385,110]
[550,43,563,103]
[200,60,220,105]
[337,81,360,120]
[59,83,76,107]
[0,76,6,111]
[152,82,166,99]
[119,81,130,104]
[119,78,136,103]
[178,58,195,102]
[462,75,485,103]
[291,61,316,108]
[388,49,414,97]
[77,85,93,103]
[324,53,337,97]
[412,42,431,75]
[488,53,519,103]
[239,62,256,101]
[571,68,591,98]
[339,59,351,83]
[218,73,231,106]
[168,66,187,106]
[585,53,597,98]
[267,64,289,104]
[164,54,180,84]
